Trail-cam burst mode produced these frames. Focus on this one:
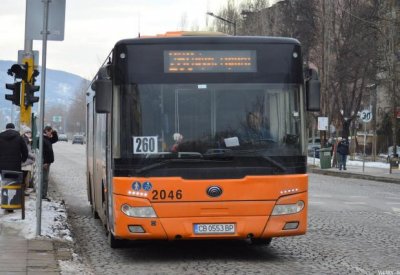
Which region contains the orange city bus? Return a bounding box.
[86,32,320,248]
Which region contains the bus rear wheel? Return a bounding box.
[91,204,100,219]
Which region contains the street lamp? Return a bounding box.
[206,12,236,36]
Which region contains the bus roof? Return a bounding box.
[115,35,301,47]
[143,31,228,37]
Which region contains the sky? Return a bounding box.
[0,0,247,79]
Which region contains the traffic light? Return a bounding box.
[24,83,40,107]
[5,82,21,106]
[7,64,28,81]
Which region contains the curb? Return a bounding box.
[309,167,400,184]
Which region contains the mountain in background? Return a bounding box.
[0,60,88,109]
[0,60,89,127]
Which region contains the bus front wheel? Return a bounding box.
[107,231,123,248]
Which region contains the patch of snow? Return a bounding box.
[308,157,390,169]
[0,191,73,241]
[59,252,95,275]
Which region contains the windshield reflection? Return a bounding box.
[116,83,302,174]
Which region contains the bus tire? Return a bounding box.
[250,238,272,246]
[92,204,100,219]
[108,231,123,248]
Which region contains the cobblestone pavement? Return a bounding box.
[51,143,400,275]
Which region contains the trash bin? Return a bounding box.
[319,147,332,169]
[1,170,23,210]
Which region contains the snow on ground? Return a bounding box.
[0,192,91,274]
[308,156,390,168]
[0,191,72,241]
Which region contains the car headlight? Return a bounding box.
[271,201,304,216]
[121,204,157,218]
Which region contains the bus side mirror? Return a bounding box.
[92,79,112,113]
[305,69,321,112]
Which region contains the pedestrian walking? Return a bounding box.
[336,137,350,170]
[41,126,58,200]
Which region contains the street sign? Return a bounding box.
[52,116,62,123]
[18,50,39,65]
[360,109,372,123]
[317,117,328,131]
[26,0,66,41]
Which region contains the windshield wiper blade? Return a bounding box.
[262,155,287,172]
[135,159,224,174]
[231,149,287,172]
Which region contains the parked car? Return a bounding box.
[308,138,321,158]
[72,134,85,144]
[58,134,68,142]
[387,145,400,162]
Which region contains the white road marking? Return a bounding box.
[386,202,400,205]
[349,195,369,198]
[392,207,400,212]
[310,194,333,198]
[309,201,324,205]
[344,201,367,205]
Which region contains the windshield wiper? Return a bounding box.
[261,155,287,172]
[230,149,287,172]
[135,158,226,174]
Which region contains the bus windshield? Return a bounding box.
[114,82,304,178]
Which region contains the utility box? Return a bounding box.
[1,170,23,210]
[319,147,332,169]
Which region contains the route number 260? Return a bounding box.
[133,136,158,154]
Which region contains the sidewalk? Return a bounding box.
[309,163,400,184]
[0,190,73,275]
[0,226,60,274]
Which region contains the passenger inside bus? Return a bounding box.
[170,133,183,152]
[239,111,273,144]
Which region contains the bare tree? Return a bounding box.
[66,80,89,134]
[209,0,240,35]
[328,0,379,139]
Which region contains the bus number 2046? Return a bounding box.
[152,190,183,200]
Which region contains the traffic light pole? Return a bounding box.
[22,3,35,128]
[20,57,34,127]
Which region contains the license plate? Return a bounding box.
[193,223,236,234]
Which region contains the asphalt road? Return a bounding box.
[50,142,400,275]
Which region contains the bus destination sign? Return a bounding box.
[164,50,257,73]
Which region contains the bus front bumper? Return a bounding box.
[112,192,307,240]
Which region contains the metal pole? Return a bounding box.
[363,122,366,173]
[36,0,50,236]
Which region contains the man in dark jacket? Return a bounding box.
[42,126,58,200]
[0,123,28,174]
[336,137,350,171]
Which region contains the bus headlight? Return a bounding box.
[271,201,304,216]
[121,204,157,218]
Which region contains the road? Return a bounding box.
[50,142,400,274]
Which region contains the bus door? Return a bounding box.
[93,112,107,220]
